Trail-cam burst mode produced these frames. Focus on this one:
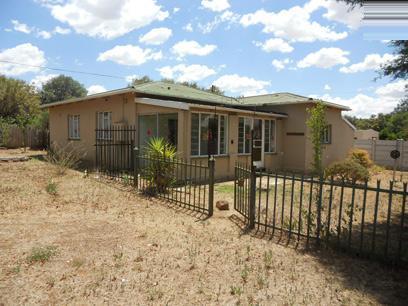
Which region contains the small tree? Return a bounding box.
[40,75,87,104]
[306,101,328,175]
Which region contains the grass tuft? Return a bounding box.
[27,245,58,264]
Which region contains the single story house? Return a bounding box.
[354,129,379,140]
[41,81,355,179]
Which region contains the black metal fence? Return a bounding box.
[234,163,407,264]
[134,151,214,216]
[95,125,136,181]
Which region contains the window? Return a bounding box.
[139,113,178,149]
[264,119,276,153]
[322,124,332,144]
[96,111,112,139]
[238,117,252,154]
[68,115,80,139]
[191,113,228,156]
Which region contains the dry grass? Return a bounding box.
[0,158,407,305]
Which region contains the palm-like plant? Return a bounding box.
[143,137,177,194]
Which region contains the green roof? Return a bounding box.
[133,81,239,105]
[238,92,350,110]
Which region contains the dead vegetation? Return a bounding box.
[0,158,407,305]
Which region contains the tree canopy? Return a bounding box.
[40,75,87,104]
[0,75,40,126]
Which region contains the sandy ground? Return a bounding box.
[1,158,407,305]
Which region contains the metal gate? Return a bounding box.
[234,163,252,220]
[95,125,136,179]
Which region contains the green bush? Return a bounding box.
[348,148,373,169]
[325,159,370,183]
[143,137,177,195]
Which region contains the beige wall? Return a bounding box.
[49,92,136,165]
[354,129,379,140]
[48,94,284,179]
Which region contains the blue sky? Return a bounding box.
[0,0,406,117]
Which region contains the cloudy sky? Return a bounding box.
[0,0,406,117]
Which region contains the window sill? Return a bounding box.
[265,152,278,155]
[190,154,229,158]
[237,153,251,156]
[68,138,81,141]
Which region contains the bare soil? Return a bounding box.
[1,157,407,305]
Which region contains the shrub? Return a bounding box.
[348,148,373,169]
[46,142,84,175]
[142,137,177,195]
[26,245,57,264]
[46,180,57,195]
[325,159,370,183]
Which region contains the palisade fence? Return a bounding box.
[234,163,408,265]
[134,151,214,216]
[95,125,137,181]
[95,126,214,217]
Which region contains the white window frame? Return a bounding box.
[190,112,228,157]
[322,124,332,144]
[238,117,253,154]
[68,115,80,140]
[264,119,277,153]
[96,111,112,140]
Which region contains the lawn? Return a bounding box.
[0,156,407,305]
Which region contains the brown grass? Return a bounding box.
[0,157,407,305]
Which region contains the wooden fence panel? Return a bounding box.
[0,125,48,149]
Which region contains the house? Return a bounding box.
[41,81,355,179]
[354,129,379,140]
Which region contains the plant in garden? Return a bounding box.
[46,142,84,175]
[143,137,177,195]
[26,245,57,264]
[306,101,328,176]
[325,159,370,183]
[46,179,58,195]
[348,148,373,169]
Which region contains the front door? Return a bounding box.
[252,119,264,168]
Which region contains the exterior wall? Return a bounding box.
[49,92,136,166]
[304,106,354,170]
[354,129,379,140]
[254,103,354,172]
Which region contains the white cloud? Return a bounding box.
[375,79,407,98]
[46,0,169,39]
[201,0,230,12]
[297,47,350,69]
[171,40,217,59]
[311,80,408,117]
[139,27,172,45]
[183,23,193,32]
[198,10,240,33]
[254,38,294,53]
[53,26,71,34]
[324,84,331,91]
[87,85,107,95]
[240,2,347,43]
[173,7,180,13]
[37,30,52,39]
[272,58,292,71]
[339,53,396,74]
[158,64,216,82]
[11,20,32,34]
[97,45,162,66]
[321,0,363,29]
[213,74,270,96]
[125,74,139,83]
[0,43,46,76]
[30,73,57,89]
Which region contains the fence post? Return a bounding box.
[208,156,215,217]
[316,175,324,246]
[133,146,139,189]
[248,164,256,229]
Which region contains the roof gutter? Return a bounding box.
[40,88,135,109]
[191,104,288,118]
